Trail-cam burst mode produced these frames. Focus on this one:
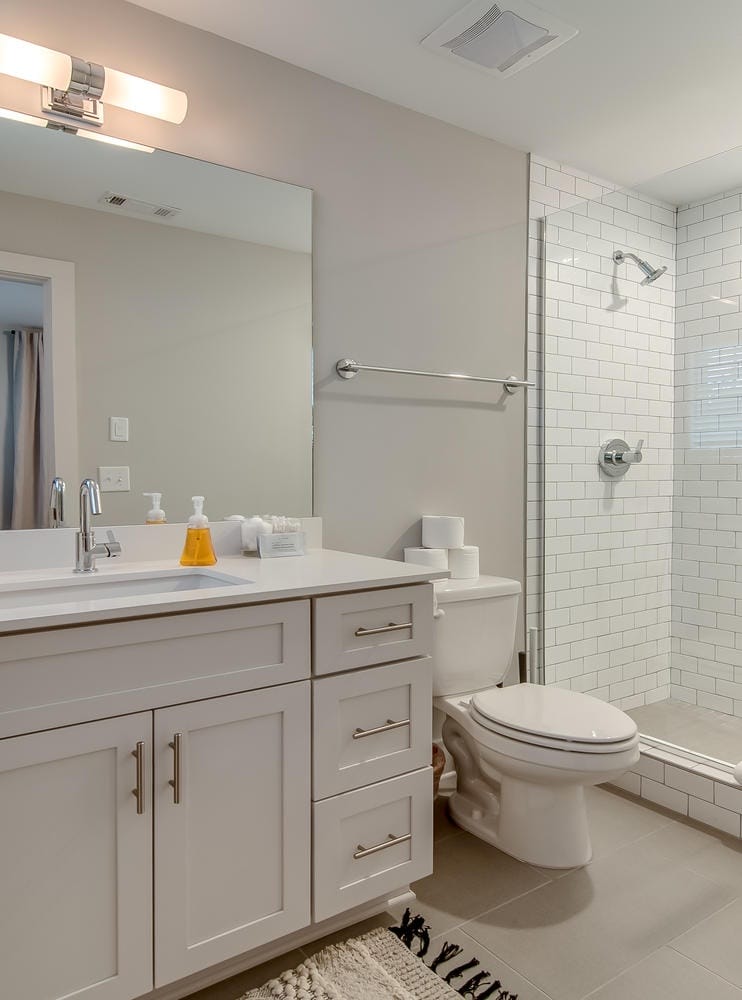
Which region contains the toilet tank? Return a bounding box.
[433,576,521,697]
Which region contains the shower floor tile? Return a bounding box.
[629,698,742,763]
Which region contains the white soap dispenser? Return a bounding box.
[143,492,166,525]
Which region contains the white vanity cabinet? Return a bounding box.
[0,577,434,1000]
[0,713,153,1000]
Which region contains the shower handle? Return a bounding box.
[599,439,644,477]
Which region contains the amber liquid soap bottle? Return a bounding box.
[180,495,217,566]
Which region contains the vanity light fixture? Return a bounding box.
[0,32,188,125]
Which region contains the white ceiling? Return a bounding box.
[637,147,742,208]
[130,0,742,202]
[0,116,311,252]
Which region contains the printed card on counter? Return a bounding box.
[257,531,306,558]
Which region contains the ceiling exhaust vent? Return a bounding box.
[422,0,578,79]
[100,191,181,220]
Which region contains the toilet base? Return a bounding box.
[447,778,593,869]
[442,714,596,869]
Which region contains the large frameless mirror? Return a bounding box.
[0,114,312,529]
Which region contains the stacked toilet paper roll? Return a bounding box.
[414,514,480,580]
[404,547,448,571]
[448,545,480,580]
[422,515,465,549]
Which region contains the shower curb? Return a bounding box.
[607,741,742,839]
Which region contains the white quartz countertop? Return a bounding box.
[0,549,443,635]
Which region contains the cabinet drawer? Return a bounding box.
[0,600,310,738]
[313,585,433,675]
[312,768,433,922]
[313,658,432,799]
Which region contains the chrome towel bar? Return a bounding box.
[335,358,534,394]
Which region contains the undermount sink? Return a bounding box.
[0,568,248,611]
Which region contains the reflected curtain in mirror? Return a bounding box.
[2,328,49,529]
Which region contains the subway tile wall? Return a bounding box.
[673,189,742,712]
[528,156,675,709]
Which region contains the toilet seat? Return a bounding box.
[470,683,638,754]
[470,704,638,755]
[438,692,640,777]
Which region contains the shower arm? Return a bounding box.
[613,250,644,267]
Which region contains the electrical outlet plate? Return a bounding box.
[98,466,130,492]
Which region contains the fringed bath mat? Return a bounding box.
[238,910,518,1000]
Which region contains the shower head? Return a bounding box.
[613,249,667,286]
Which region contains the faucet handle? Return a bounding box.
[102,530,122,558]
[624,439,644,464]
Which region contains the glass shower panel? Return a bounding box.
[528,156,674,728]
[529,150,742,770]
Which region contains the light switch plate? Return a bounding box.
[109,416,129,442]
[98,466,130,492]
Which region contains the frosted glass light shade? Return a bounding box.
[78,130,154,153]
[0,107,47,127]
[102,68,187,124]
[0,33,71,90]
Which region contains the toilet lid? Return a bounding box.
[471,684,637,745]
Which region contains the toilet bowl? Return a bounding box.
[433,578,640,869]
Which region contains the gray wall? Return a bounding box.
[1,1,528,600]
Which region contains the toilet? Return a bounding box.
[434,576,640,869]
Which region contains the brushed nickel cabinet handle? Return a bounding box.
[131,742,145,815]
[353,832,412,860]
[353,718,411,740]
[168,733,182,804]
[354,621,412,638]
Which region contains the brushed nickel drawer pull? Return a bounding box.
[353,718,411,740]
[168,733,182,804]
[353,832,412,860]
[131,741,145,815]
[354,621,412,638]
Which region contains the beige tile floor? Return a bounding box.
[629,698,742,763]
[186,786,742,1000]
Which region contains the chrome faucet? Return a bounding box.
[48,477,66,528]
[75,478,122,572]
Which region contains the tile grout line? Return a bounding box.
[453,926,557,1000]
[664,894,740,949]
[665,937,742,992]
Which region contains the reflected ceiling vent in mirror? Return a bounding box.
[100,191,181,220]
[421,0,578,78]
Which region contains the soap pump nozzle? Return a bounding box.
[188,495,208,527]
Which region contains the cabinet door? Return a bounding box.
[154,682,311,987]
[0,714,153,1000]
